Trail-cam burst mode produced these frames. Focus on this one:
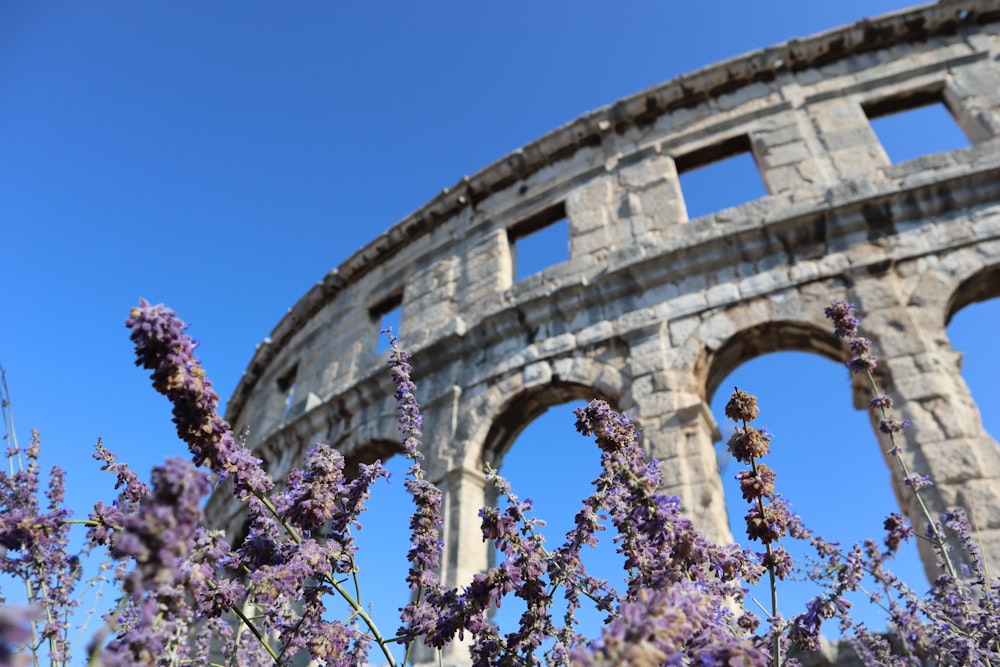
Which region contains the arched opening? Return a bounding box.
[709,350,928,634]
[699,317,933,633]
[481,381,615,467]
[946,267,1000,445]
[336,442,410,666]
[699,319,844,404]
[483,387,628,646]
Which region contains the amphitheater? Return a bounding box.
[207,1,1000,662]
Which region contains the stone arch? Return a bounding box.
[945,262,1000,325]
[480,380,620,471]
[659,302,877,542]
[699,318,846,406]
[942,267,1000,448]
[673,295,855,402]
[709,349,935,631]
[458,352,629,474]
[342,438,404,477]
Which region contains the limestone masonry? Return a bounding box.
[208,1,1000,659]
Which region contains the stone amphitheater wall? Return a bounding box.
[207,5,1000,654]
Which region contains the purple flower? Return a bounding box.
[903,473,933,491]
[102,458,211,664]
[824,302,882,374]
[198,576,244,618]
[879,415,910,434]
[278,443,348,534]
[386,336,449,650]
[761,546,793,580]
[126,300,274,499]
[824,300,860,339]
[111,458,209,580]
[93,441,150,504]
[744,500,790,545]
[386,334,424,461]
[868,394,893,410]
[0,428,80,663]
[848,348,878,374]
[87,500,123,547]
[788,596,842,652]
[883,513,914,553]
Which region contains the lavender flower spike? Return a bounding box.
[126,300,272,500]
[102,458,211,665]
[386,335,446,648]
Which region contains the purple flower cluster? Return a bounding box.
[767,298,1000,662]
[390,338,764,664]
[571,399,767,664]
[126,299,273,501]
[570,585,767,667]
[0,423,79,663]
[387,339,444,592]
[386,338,453,661]
[2,298,999,666]
[722,388,796,658]
[824,300,879,374]
[98,302,400,665]
[100,458,212,665]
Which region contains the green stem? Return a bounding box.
[249,492,399,667]
[863,370,958,580]
[737,410,782,667]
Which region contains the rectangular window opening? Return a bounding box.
[863,89,970,165]
[508,201,570,282]
[676,134,767,220]
[371,293,403,355]
[276,365,298,420]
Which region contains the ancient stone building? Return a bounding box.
[207,1,1000,662]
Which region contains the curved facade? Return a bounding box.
[208,0,1000,629]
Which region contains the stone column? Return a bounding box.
[862,307,1000,579]
[409,464,490,667]
[807,97,891,182]
[626,368,733,545]
[436,465,492,589]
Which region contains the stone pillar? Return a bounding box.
[807,97,891,182]
[627,368,733,545]
[459,229,513,304]
[409,464,490,667]
[401,254,463,351]
[947,57,1000,142]
[862,307,1000,579]
[437,465,492,588]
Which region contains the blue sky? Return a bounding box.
[2,1,998,663]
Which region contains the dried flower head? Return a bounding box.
[725,389,759,423]
[735,463,776,502]
[727,426,772,464]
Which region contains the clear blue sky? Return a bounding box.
[2,2,997,663]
